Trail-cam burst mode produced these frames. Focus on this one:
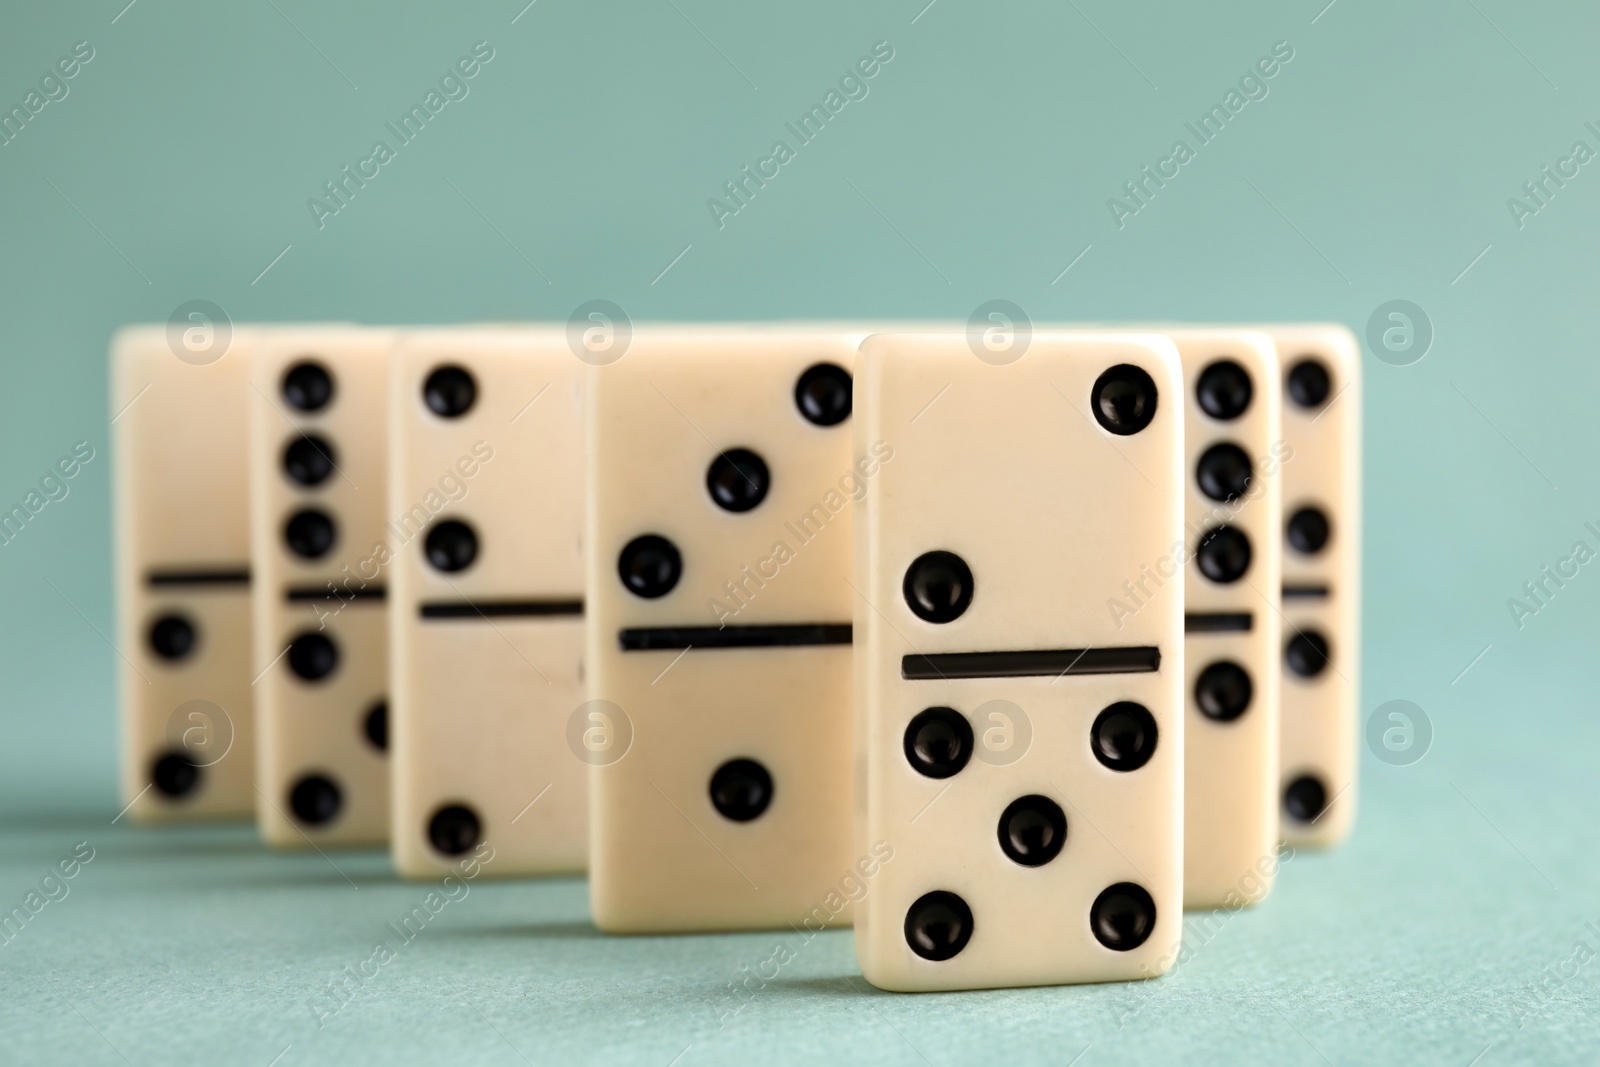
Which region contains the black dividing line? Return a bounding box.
[286,585,387,602]
[422,599,584,619]
[147,567,250,587]
[620,623,852,651]
[901,646,1160,680]
[1282,584,1330,600]
[1185,612,1253,633]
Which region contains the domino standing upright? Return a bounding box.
[249,327,396,846]
[852,331,1184,992]
[389,327,587,878]
[586,326,863,932]
[1267,325,1361,846]
[1173,330,1283,907]
[112,324,255,820]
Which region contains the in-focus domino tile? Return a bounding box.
[586,325,865,933]
[852,330,1184,992]
[1171,329,1283,907]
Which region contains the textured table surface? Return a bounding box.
[3,677,1596,1067]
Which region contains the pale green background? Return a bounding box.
[1,0,1597,1063]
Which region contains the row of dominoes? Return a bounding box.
[112,322,1359,992]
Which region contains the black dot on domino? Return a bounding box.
[1195,359,1252,420]
[287,632,338,681]
[425,519,478,572]
[284,508,337,559]
[1091,702,1158,771]
[794,363,852,426]
[903,707,974,779]
[617,534,681,598]
[1283,774,1329,823]
[1196,524,1251,583]
[1196,443,1253,503]
[1286,629,1331,678]
[998,795,1067,867]
[364,701,388,752]
[1091,364,1159,436]
[1287,506,1331,555]
[903,550,974,623]
[423,364,477,418]
[148,613,197,661]
[289,774,342,825]
[1090,882,1157,951]
[709,758,772,822]
[706,448,770,513]
[1287,357,1331,410]
[1194,661,1252,722]
[282,360,334,412]
[151,751,200,798]
[428,804,482,855]
[282,434,337,487]
[904,890,974,962]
